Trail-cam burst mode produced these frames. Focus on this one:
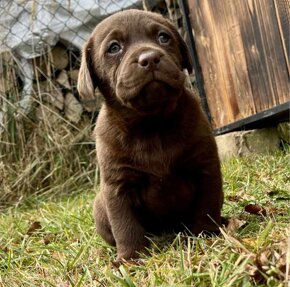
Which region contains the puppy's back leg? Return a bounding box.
[93,194,116,246]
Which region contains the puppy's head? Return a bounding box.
[78,9,192,115]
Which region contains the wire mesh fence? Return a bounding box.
[0,0,186,142]
[0,1,139,127]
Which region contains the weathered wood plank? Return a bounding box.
[188,0,289,129]
[273,0,290,74]
[210,0,239,123]
[239,0,270,112]
[189,0,231,127]
[257,0,289,105]
[226,0,256,118]
[211,0,256,120]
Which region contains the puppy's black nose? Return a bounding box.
[138,51,161,70]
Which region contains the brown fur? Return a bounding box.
[77,9,223,262]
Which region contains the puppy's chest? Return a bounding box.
[137,171,197,217]
[126,134,181,177]
[99,128,199,217]
[126,136,197,214]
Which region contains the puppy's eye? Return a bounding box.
[108,42,122,54]
[158,32,171,44]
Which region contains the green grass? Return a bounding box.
[0,148,289,287]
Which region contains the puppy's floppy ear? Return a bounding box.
[180,37,193,74]
[173,30,193,74]
[77,38,98,111]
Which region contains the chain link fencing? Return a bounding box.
[0,0,185,136]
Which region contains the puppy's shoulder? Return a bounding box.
[182,89,206,122]
[95,104,127,143]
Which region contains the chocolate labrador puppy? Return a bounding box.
[77,9,223,263]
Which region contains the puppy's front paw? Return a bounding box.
[112,245,147,267]
[112,257,145,268]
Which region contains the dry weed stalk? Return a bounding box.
[0,51,96,207]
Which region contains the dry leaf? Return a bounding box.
[26,221,42,236]
[245,263,259,277]
[225,217,247,234]
[0,246,8,253]
[227,195,241,202]
[231,190,256,202]
[255,239,290,281]
[267,189,290,200]
[268,207,288,216]
[245,204,267,216]
[43,234,55,245]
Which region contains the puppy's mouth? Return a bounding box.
[126,80,181,114]
[116,67,185,114]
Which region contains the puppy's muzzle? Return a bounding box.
[138,51,162,71]
[116,46,185,113]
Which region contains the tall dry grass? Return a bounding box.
[0,52,96,209]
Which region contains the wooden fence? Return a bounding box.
[187,0,289,130]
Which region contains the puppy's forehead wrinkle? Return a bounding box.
[94,10,172,44]
[104,29,127,45]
